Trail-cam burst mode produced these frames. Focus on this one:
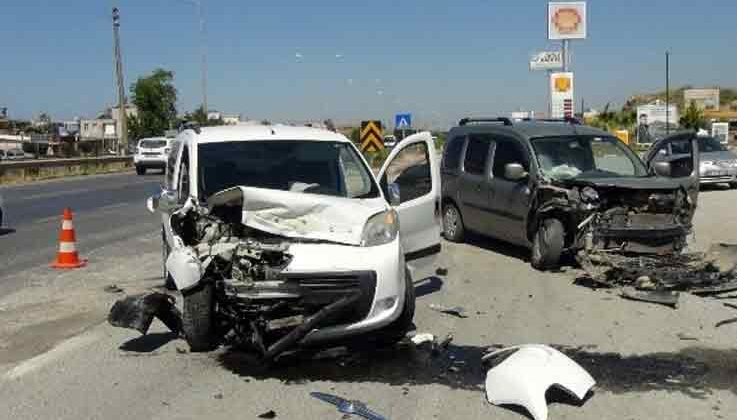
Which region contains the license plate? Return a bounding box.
[143,152,159,157]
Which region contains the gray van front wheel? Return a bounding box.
[531,218,565,270]
[443,203,465,242]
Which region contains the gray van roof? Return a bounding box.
[450,120,611,140]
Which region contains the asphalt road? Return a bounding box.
[0,171,164,294]
[1,175,737,420]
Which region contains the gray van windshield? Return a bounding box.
[532,136,648,180]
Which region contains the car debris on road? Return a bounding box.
[482,344,595,420]
[310,392,388,420]
[429,303,468,318]
[577,243,737,307]
[108,292,182,335]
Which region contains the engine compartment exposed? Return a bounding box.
[166,202,370,360]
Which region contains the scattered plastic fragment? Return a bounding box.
[108,292,182,335]
[310,392,388,420]
[435,267,448,276]
[429,303,468,318]
[620,287,679,309]
[410,333,435,346]
[104,284,124,294]
[258,410,277,419]
[483,344,595,420]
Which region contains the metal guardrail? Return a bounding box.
[0,156,133,169]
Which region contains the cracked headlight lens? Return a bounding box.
[361,210,399,247]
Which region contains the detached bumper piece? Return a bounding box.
[108,292,182,335]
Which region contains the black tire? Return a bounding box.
[162,231,176,290]
[136,166,146,175]
[442,202,465,242]
[730,182,737,190]
[530,218,565,270]
[182,282,217,352]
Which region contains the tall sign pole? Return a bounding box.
[548,2,586,119]
[195,1,208,117]
[112,7,128,155]
[665,50,670,134]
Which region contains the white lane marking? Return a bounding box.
[32,202,135,227]
[4,329,103,380]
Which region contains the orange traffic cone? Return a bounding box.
[51,208,87,269]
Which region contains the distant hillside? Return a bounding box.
[624,86,737,110]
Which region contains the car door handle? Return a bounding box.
[475,184,482,192]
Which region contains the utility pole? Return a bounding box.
[112,7,128,155]
[196,1,208,117]
[665,50,670,135]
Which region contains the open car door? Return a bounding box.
[377,132,441,264]
[644,130,700,208]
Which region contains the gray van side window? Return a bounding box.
[463,135,492,176]
[442,136,466,170]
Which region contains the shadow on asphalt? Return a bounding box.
[700,184,734,193]
[462,232,531,263]
[217,342,737,398]
[0,227,16,236]
[119,332,179,353]
[414,276,444,298]
[218,342,488,392]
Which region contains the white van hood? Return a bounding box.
[206,186,387,246]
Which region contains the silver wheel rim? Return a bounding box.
[444,207,458,237]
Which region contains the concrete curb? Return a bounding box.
[0,157,134,184]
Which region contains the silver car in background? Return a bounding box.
[697,136,737,187]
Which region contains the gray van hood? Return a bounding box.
[563,177,685,191]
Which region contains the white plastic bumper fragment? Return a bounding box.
[166,247,202,292]
[484,344,596,420]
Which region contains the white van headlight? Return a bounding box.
[361,210,399,247]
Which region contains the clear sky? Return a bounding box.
[1,0,735,128]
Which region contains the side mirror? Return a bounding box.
[147,187,178,213]
[504,163,528,181]
[146,196,158,213]
[388,182,401,206]
[652,161,672,177]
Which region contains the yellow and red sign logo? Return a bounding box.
[552,8,583,35]
[554,75,572,92]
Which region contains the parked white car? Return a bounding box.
[147,124,441,356]
[134,137,171,175]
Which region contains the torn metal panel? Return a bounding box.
[483,344,595,420]
[108,293,182,335]
[310,392,388,420]
[207,186,385,246]
[620,287,680,309]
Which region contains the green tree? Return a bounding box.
[679,102,705,130]
[182,106,225,127]
[128,68,178,140]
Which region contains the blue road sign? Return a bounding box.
[395,113,412,129]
